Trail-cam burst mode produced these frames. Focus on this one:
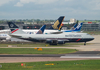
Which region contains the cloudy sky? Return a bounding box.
[0,0,100,20]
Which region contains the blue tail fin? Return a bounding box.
[36,25,46,34]
[71,20,78,30]
[49,16,65,30]
[74,23,83,31]
[70,23,78,30]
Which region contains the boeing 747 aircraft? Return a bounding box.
[7,22,94,45]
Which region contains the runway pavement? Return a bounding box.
[61,51,100,58]
[0,51,100,57]
[0,51,100,63]
[0,54,65,57]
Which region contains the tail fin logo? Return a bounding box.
[10,24,14,28]
[11,29,19,33]
[76,24,81,29]
[52,20,59,29]
[36,25,46,34]
[49,16,65,30]
[36,30,42,34]
[71,27,75,30]
[58,23,63,31]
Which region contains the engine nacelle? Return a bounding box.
[6,37,11,41]
[58,40,65,44]
[46,40,65,45]
[46,40,53,44]
[46,40,58,45]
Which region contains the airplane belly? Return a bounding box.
[0,37,6,40]
[66,38,94,42]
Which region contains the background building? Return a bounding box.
[81,22,100,31]
[0,20,100,31]
[70,18,76,24]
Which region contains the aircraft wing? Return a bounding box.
[46,38,69,41]
[31,37,69,42]
[45,38,69,44]
[10,34,22,38]
[49,31,63,34]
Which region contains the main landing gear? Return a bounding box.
[84,42,86,45]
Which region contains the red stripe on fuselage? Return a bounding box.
[76,39,81,42]
[11,29,19,33]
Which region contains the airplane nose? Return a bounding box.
[92,37,94,40]
[91,37,94,41]
[89,35,94,41]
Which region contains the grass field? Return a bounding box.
[0,60,100,70]
[0,48,78,54]
[0,42,88,47]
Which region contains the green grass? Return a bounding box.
[0,42,88,47]
[0,60,100,70]
[0,48,78,54]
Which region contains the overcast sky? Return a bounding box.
[0,0,100,20]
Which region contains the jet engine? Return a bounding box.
[46,40,57,45]
[57,40,65,44]
[46,40,53,44]
[6,37,11,41]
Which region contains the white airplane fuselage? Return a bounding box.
[10,32,94,43]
